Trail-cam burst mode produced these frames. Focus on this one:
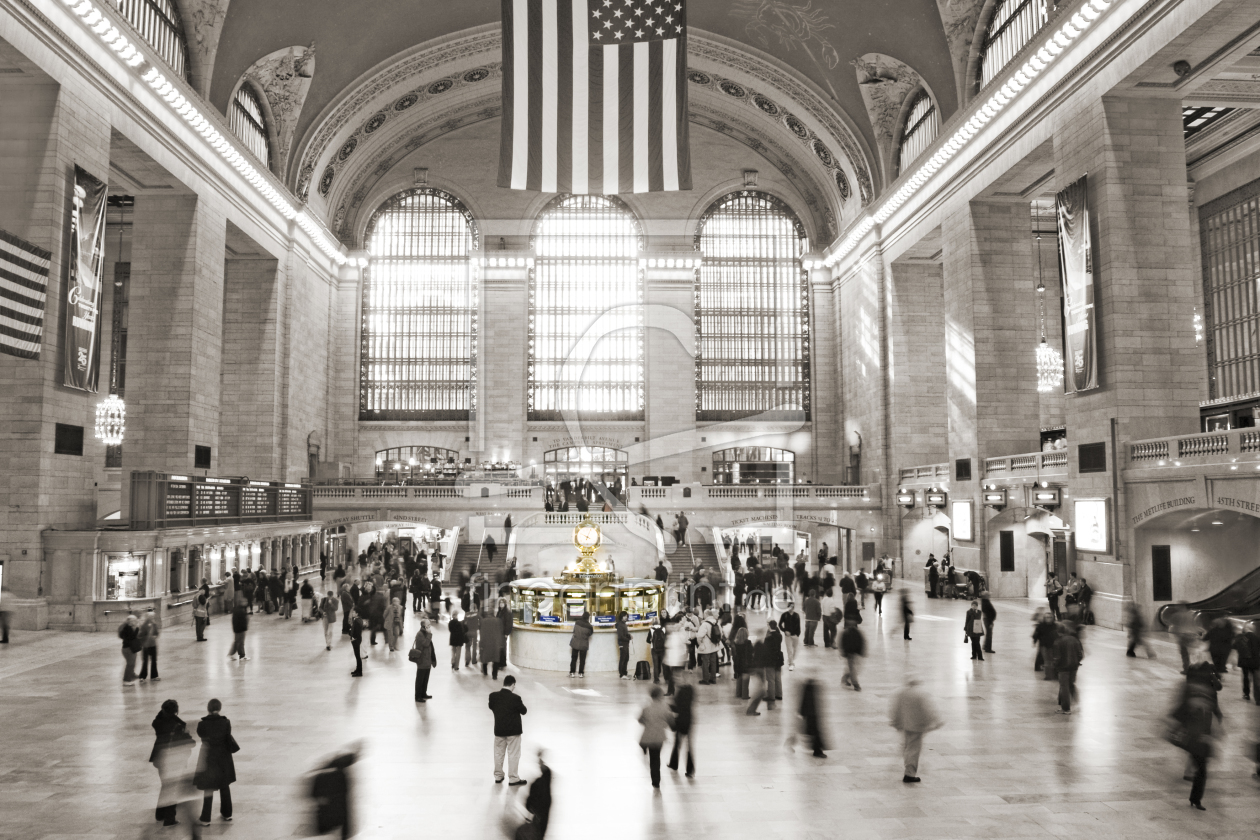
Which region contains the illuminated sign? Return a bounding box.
[538,615,561,623]
[1075,499,1109,553]
[951,500,973,541]
[1032,487,1062,507]
[896,492,916,508]
[925,491,948,508]
[982,489,1008,508]
[594,616,616,624]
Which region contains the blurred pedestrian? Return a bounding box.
[803,588,821,646]
[1033,609,1057,679]
[449,611,467,670]
[732,626,752,699]
[664,618,687,695]
[119,614,141,686]
[964,599,986,661]
[889,677,942,782]
[1170,603,1201,674]
[465,606,481,668]
[229,600,249,661]
[667,683,696,776]
[320,589,339,651]
[481,609,504,679]
[311,749,357,840]
[194,699,237,826]
[638,686,675,788]
[489,675,527,785]
[149,699,194,827]
[696,610,720,684]
[1053,623,1083,714]
[300,578,315,622]
[765,619,785,700]
[1125,601,1156,659]
[138,613,161,682]
[798,677,827,758]
[519,751,552,839]
[746,631,774,714]
[901,590,914,641]
[411,618,436,701]
[840,621,865,691]
[1204,617,1234,674]
[1170,672,1222,810]
[1232,621,1260,703]
[980,591,996,654]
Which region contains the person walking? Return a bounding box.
[488,675,528,785]
[228,599,249,661]
[840,620,865,691]
[348,608,365,677]
[310,750,357,840]
[320,589,339,651]
[1232,621,1260,703]
[382,597,402,653]
[1170,603,1202,674]
[481,608,504,679]
[1053,623,1083,714]
[1033,609,1057,678]
[731,626,752,699]
[695,610,720,685]
[638,686,675,788]
[780,602,801,670]
[616,611,633,680]
[765,620,785,701]
[667,683,695,777]
[980,591,997,654]
[649,620,666,684]
[411,619,436,701]
[1045,572,1063,619]
[889,677,943,782]
[449,611,467,670]
[193,590,209,642]
[522,752,552,839]
[797,677,828,758]
[138,613,160,682]
[746,632,775,714]
[1125,600,1156,659]
[802,589,821,646]
[1204,617,1235,675]
[1171,675,1222,810]
[119,614,141,686]
[300,578,315,623]
[194,699,237,826]
[568,612,593,677]
[664,619,687,696]
[465,606,480,668]
[964,600,986,661]
[149,699,195,827]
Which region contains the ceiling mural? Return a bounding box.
[730,0,842,95]
[933,0,988,106]
[852,53,930,186]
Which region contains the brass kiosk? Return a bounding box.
[507,516,665,672]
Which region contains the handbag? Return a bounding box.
[227,733,241,754]
[408,646,425,663]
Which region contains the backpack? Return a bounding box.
[708,622,721,645]
[634,660,651,680]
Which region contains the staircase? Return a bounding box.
[665,542,718,585]
[450,543,508,585]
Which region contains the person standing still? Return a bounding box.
[980,591,997,654]
[118,614,142,686]
[638,686,675,788]
[889,677,942,782]
[695,610,720,685]
[411,619,436,700]
[616,611,633,680]
[194,699,237,826]
[348,609,365,677]
[803,589,821,646]
[449,611,467,670]
[1045,572,1063,619]
[228,600,249,661]
[963,600,986,661]
[489,675,528,785]
[138,614,161,681]
[780,603,801,670]
[649,621,666,684]
[193,590,209,642]
[320,590,339,651]
[569,612,593,677]
[465,607,480,667]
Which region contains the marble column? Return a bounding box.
[642,265,697,481]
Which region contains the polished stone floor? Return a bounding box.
[2,587,1259,840]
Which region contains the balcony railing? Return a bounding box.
[898,463,949,483]
[314,483,880,506]
[1129,428,1260,465]
[984,450,1069,477]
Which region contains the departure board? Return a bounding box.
[130,472,313,529]
[164,483,192,518]
[241,487,271,517]
[277,488,305,515]
[194,484,234,518]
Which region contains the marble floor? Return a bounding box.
[1,588,1258,840]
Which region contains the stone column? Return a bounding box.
[809,267,844,484]
[642,265,697,481]
[940,199,1041,584]
[480,262,529,462]
[219,254,283,478]
[1052,96,1200,626]
[258,540,268,572]
[886,257,948,469]
[122,195,227,492]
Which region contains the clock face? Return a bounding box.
[576,525,600,548]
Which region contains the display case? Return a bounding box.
[508,578,664,627]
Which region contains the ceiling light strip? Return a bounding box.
[54,0,348,265]
[823,0,1117,269]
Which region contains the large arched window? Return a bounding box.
[115,0,190,80]
[529,195,644,420]
[898,91,940,175]
[229,85,271,169]
[695,191,810,421]
[712,446,795,485]
[374,446,462,483]
[360,189,479,420]
[543,446,629,485]
[978,0,1049,90]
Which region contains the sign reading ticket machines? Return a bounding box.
[1056,175,1098,393]
[62,165,107,393]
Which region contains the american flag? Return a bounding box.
[0,229,51,360]
[498,0,692,194]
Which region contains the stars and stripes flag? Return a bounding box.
[498,0,692,194]
[0,229,52,360]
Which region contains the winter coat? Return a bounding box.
[480,621,504,661]
[840,625,865,657]
[616,619,632,647]
[843,598,862,625]
[803,597,822,622]
[732,634,753,676]
[779,610,801,636]
[138,620,159,649]
[1053,631,1083,671]
[497,606,513,638]
[889,685,943,733]
[637,698,675,748]
[570,618,594,651]
[696,618,721,655]
[1232,630,1260,670]
[671,684,695,735]
[149,709,193,765]
[119,622,141,653]
[231,606,249,634]
[964,608,986,637]
[449,618,467,647]
[193,714,237,790]
[764,629,785,667]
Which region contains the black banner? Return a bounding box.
[62,165,107,392]
[1056,175,1098,393]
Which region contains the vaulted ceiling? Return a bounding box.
[208,0,960,192]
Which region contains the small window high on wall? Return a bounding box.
[712,447,795,485]
[898,91,939,175]
[230,86,271,169]
[114,0,190,81]
[375,446,463,483]
[1200,181,1260,403]
[978,0,1049,91]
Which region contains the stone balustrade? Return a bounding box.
[1128,428,1260,466]
[983,451,1070,477]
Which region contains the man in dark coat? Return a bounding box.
[667,683,696,776]
[1232,623,1260,703]
[311,750,357,840]
[194,699,236,825]
[1052,624,1083,714]
[229,603,249,660]
[654,561,669,583]
[980,591,997,653]
[798,677,827,757]
[489,675,528,785]
[523,753,552,838]
[803,590,821,646]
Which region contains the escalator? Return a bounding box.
[1157,565,1260,629]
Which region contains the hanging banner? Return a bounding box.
[1056,175,1098,393]
[62,165,107,392]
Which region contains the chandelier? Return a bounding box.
[1034,230,1063,393]
[94,393,126,446]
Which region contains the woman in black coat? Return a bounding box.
[150,699,194,826]
[194,699,237,825]
[667,684,696,776]
[964,601,986,661]
[496,598,513,668]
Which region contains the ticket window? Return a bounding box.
[565,599,588,620]
[622,590,648,620]
[105,553,147,600]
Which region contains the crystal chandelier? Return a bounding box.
[1034,230,1063,393]
[95,393,126,446]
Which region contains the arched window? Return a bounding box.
[529,195,644,420]
[115,0,190,80]
[229,85,271,168]
[898,91,939,175]
[978,0,1049,90]
[360,189,479,420]
[543,446,629,485]
[695,191,810,421]
[374,446,463,483]
[712,447,795,485]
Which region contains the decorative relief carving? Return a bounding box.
[183,0,229,95]
[934,0,985,103]
[242,44,316,177]
[852,53,922,183]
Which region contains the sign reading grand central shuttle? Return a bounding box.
[63,165,107,393]
[1056,175,1098,393]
